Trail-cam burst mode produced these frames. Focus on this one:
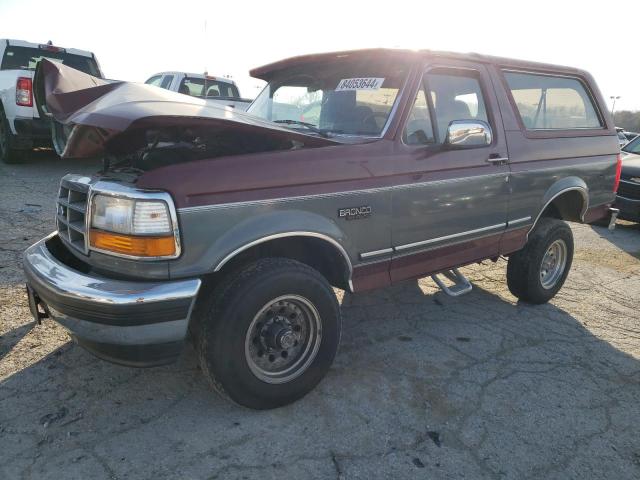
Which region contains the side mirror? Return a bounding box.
[445,120,492,148]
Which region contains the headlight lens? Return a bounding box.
[89,194,177,258]
[91,195,135,234]
[91,195,172,235]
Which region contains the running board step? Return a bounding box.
[431,268,473,297]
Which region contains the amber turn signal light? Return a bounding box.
[89,229,176,257]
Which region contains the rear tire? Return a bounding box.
[507,218,574,304]
[195,258,341,409]
[0,110,25,164]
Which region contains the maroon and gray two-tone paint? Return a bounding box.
[24,49,619,371]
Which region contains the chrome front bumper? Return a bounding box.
[23,234,201,366]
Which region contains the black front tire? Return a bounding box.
[195,258,341,409]
[507,217,574,304]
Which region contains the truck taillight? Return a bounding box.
[16,77,33,107]
[613,153,622,193]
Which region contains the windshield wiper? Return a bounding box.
[273,119,329,138]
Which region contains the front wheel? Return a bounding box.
[195,258,341,409]
[507,218,574,304]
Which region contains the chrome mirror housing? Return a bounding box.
[445,120,492,147]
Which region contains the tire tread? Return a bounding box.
[194,258,340,409]
[506,218,574,304]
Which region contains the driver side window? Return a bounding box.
[426,70,489,143]
[403,85,435,145]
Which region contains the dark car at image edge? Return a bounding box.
[616,135,640,222]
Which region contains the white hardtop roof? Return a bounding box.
[1,39,94,58]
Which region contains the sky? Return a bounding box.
[1,0,638,111]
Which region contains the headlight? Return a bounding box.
[89,194,178,258]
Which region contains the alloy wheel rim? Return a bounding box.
[540,239,567,289]
[244,295,322,384]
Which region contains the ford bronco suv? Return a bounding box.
[24,50,621,409]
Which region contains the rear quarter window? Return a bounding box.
[503,71,602,130]
[145,75,163,86]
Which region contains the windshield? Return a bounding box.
[622,135,640,154]
[247,58,409,137]
[179,77,240,99]
[1,46,100,77]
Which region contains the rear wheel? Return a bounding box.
[195,258,341,409]
[0,110,25,164]
[507,218,574,304]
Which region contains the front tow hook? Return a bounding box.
[26,284,50,325]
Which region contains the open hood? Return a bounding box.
[33,59,339,160]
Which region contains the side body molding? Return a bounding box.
[215,231,353,274]
[175,208,354,287]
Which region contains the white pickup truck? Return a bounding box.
[0,39,103,163]
[145,71,252,111]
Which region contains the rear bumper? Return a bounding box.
[23,234,201,366]
[615,195,640,223]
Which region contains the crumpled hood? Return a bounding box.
[34,59,339,159]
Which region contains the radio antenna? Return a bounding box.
[203,20,207,75]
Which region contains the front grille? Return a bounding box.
[56,176,90,254]
[618,179,640,200]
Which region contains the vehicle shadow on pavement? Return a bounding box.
[1,274,639,479]
[0,321,35,362]
[590,222,640,261]
[15,148,58,162]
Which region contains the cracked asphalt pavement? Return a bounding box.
[1,152,639,479]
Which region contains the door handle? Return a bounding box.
[486,154,509,165]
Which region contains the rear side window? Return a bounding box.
[179,77,240,99]
[504,72,602,130]
[145,75,163,86]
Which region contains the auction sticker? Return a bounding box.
[336,78,384,91]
